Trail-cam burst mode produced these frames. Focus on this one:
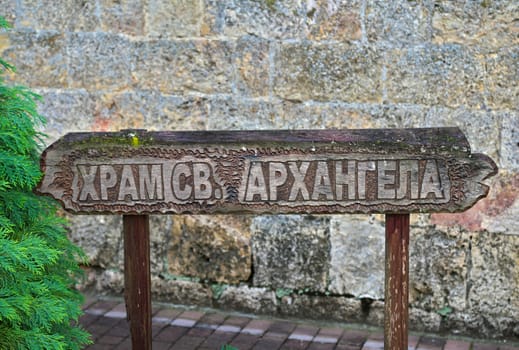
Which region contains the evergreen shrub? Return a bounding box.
[0,17,91,349]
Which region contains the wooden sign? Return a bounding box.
[37,128,496,215]
[36,127,497,350]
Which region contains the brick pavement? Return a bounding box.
[81,297,519,350]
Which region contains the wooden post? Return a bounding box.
[384,213,410,350]
[123,215,152,350]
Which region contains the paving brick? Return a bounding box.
[104,303,127,319]
[151,341,172,350]
[289,325,319,342]
[231,333,262,349]
[268,321,297,335]
[444,339,471,350]
[85,300,120,316]
[472,343,499,350]
[253,337,285,350]
[242,319,274,336]
[417,336,446,350]
[113,337,132,350]
[339,330,369,346]
[280,339,311,349]
[152,308,183,324]
[362,338,384,350]
[307,342,336,350]
[173,334,205,349]
[199,330,237,348]
[96,335,125,345]
[409,335,420,350]
[154,325,188,342]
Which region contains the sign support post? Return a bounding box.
[123,215,152,350]
[385,213,410,350]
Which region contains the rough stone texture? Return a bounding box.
[100,0,145,36]
[251,215,330,292]
[151,277,213,307]
[216,285,277,315]
[1,29,68,87]
[2,0,517,339]
[409,227,469,311]
[146,0,203,38]
[278,294,363,323]
[365,0,431,46]
[273,42,382,102]
[132,39,234,94]
[18,0,100,32]
[167,215,251,283]
[202,0,308,40]
[386,45,485,108]
[328,215,385,299]
[483,48,519,110]
[432,1,519,50]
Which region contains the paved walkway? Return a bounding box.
[81,297,519,350]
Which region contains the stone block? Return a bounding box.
[234,36,270,97]
[146,0,203,38]
[251,215,330,292]
[445,311,519,339]
[305,0,362,42]
[36,89,96,143]
[205,97,278,130]
[143,93,207,130]
[500,112,519,170]
[278,294,362,323]
[466,232,519,322]
[67,215,122,269]
[152,277,213,307]
[432,1,518,50]
[18,0,99,31]
[484,48,519,110]
[100,0,145,36]
[386,45,485,108]
[278,102,426,129]
[132,39,234,94]
[96,269,125,294]
[409,226,468,311]
[216,285,277,314]
[365,0,431,45]
[1,29,68,88]
[328,215,385,299]
[423,107,500,162]
[273,42,382,102]
[167,215,252,284]
[67,33,133,90]
[202,0,307,39]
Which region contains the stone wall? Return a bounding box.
[1,0,517,339]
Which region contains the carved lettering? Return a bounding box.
[118,165,138,201]
[378,160,396,200]
[420,159,444,199]
[139,164,163,200]
[312,161,333,200]
[78,165,99,201]
[193,163,212,200]
[245,162,268,201]
[269,162,287,201]
[288,161,310,201]
[100,165,117,200]
[335,160,356,200]
[172,163,192,201]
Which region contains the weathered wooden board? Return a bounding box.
[36,128,497,214]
